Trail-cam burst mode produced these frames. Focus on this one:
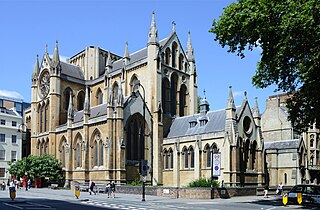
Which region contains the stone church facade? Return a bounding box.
[28,12,265,187]
[163,89,265,187]
[29,12,197,186]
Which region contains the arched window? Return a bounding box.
[39,105,43,133]
[172,42,177,68]
[77,91,85,111]
[190,147,194,168]
[206,146,211,168]
[113,83,119,102]
[162,78,170,114]
[164,149,169,169]
[99,141,103,166]
[251,141,257,170]
[179,84,187,117]
[45,102,49,132]
[77,143,81,168]
[185,150,188,169]
[170,73,178,116]
[179,54,184,70]
[64,88,72,110]
[284,173,287,185]
[96,88,103,105]
[130,75,138,93]
[60,145,65,168]
[165,48,171,65]
[169,149,173,169]
[310,138,314,148]
[95,141,98,166]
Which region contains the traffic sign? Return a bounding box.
[212,153,221,176]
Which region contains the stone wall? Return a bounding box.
[115,186,257,199]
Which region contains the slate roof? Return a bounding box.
[60,61,84,80]
[74,103,107,122]
[264,139,300,150]
[167,109,226,138]
[110,38,168,73]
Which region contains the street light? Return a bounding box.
[131,80,146,202]
[17,123,30,191]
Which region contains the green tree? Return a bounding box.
[210,0,320,131]
[8,155,64,182]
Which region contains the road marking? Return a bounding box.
[3,203,23,209]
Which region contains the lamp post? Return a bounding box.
[132,80,146,202]
[18,123,30,191]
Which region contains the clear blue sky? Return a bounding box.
[0,0,277,112]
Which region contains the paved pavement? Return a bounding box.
[0,188,314,210]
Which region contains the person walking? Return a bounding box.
[27,179,31,190]
[106,182,111,198]
[264,184,269,198]
[278,182,284,196]
[89,180,96,195]
[111,181,116,198]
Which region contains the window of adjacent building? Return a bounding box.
[0,168,5,177]
[12,121,17,127]
[11,151,17,162]
[0,119,5,125]
[190,148,195,168]
[0,99,3,107]
[12,135,17,144]
[164,151,169,169]
[169,150,173,169]
[0,134,5,143]
[14,102,22,113]
[0,150,5,160]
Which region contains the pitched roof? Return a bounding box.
[60,61,84,80]
[166,109,226,138]
[74,103,107,122]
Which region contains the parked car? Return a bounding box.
[288,184,320,204]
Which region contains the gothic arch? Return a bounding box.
[73,132,83,169]
[90,128,103,168]
[125,113,144,161]
[77,90,85,111]
[95,88,103,106]
[165,47,171,65]
[179,53,184,70]
[162,77,170,114]
[171,42,178,68]
[129,74,139,93]
[179,84,188,117]
[58,136,67,168]
[170,72,178,116]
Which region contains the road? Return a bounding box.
[0,188,318,210]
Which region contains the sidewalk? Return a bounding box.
[0,187,280,205]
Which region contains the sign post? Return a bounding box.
[212,153,221,177]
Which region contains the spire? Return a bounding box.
[123,42,130,66]
[172,21,176,32]
[148,11,159,45]
[32,54,40,79]
[105,51,113,74]
[186,31,195,62]
[84,86,90,115]
[253,97,261,118]
[52,40,60,69]
[227,86,236,110]
[67,93,74,120]
[200,89,210,115]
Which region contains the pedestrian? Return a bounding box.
[2,181,5,190]
[27,179,31,190]
[111,181,116,198]
[263,184,269,198]
[106,182,111,198]
[89,180,96,195]
[278,182,283,196]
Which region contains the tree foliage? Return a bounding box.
[210,0,320,131]
[8,155,64,182]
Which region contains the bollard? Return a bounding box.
[297,192,302,204]
[75,186,80,199]
[282,193,288,206]
[9,187,16,201]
